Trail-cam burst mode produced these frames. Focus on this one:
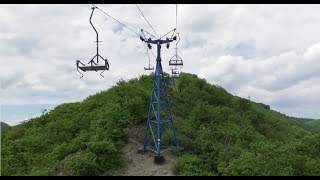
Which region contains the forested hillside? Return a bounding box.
[305,120,320,133]
[1,73,319,176]
[1,122,11,133]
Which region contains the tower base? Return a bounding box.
[154,155,165,165]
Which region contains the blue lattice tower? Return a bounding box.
[139,37,179,164]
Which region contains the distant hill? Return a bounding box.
[289,117,320,133]
[291,117,316,123]
[1,73,319,176]
[306,120,320,132]
[1,122,11,133]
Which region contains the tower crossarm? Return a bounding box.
[140,37,176,45]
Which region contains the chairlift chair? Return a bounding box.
[144,47,154,71]
[168,32,183,67]
[144,64,154,71]
[169,54,183,67]
[76,6,110,78]
[171,66,180,78]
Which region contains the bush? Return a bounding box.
[173,154,214,176]
[64,151,100,176]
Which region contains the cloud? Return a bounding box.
[0,4,320,124]
[196,43,320,118]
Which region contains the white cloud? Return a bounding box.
[196,43,320,118]
[0,4,320,121]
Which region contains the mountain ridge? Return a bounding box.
[1,122,11,133]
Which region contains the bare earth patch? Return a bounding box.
[121,138,176,176]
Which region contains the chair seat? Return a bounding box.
[169,60,183,66]
[79,65,108,72]
[144,67,154,70]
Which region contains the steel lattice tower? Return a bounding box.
[139,38,179,163]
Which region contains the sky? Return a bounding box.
[1,4,320,126]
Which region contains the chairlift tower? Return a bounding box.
[139,35,179,164]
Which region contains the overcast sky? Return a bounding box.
[1,4,320,126]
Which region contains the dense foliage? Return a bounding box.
[1,73,319,176]
[172,73,320,176]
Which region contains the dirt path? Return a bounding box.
[121,138,176,176]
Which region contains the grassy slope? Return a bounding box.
[1,73,319,176]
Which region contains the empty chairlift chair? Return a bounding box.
[169,54,183,67]
[171,66,180,77]
[144,48,154,71]
[144,64,154,71]
[76,6,110,78]
[169,33,183,68]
